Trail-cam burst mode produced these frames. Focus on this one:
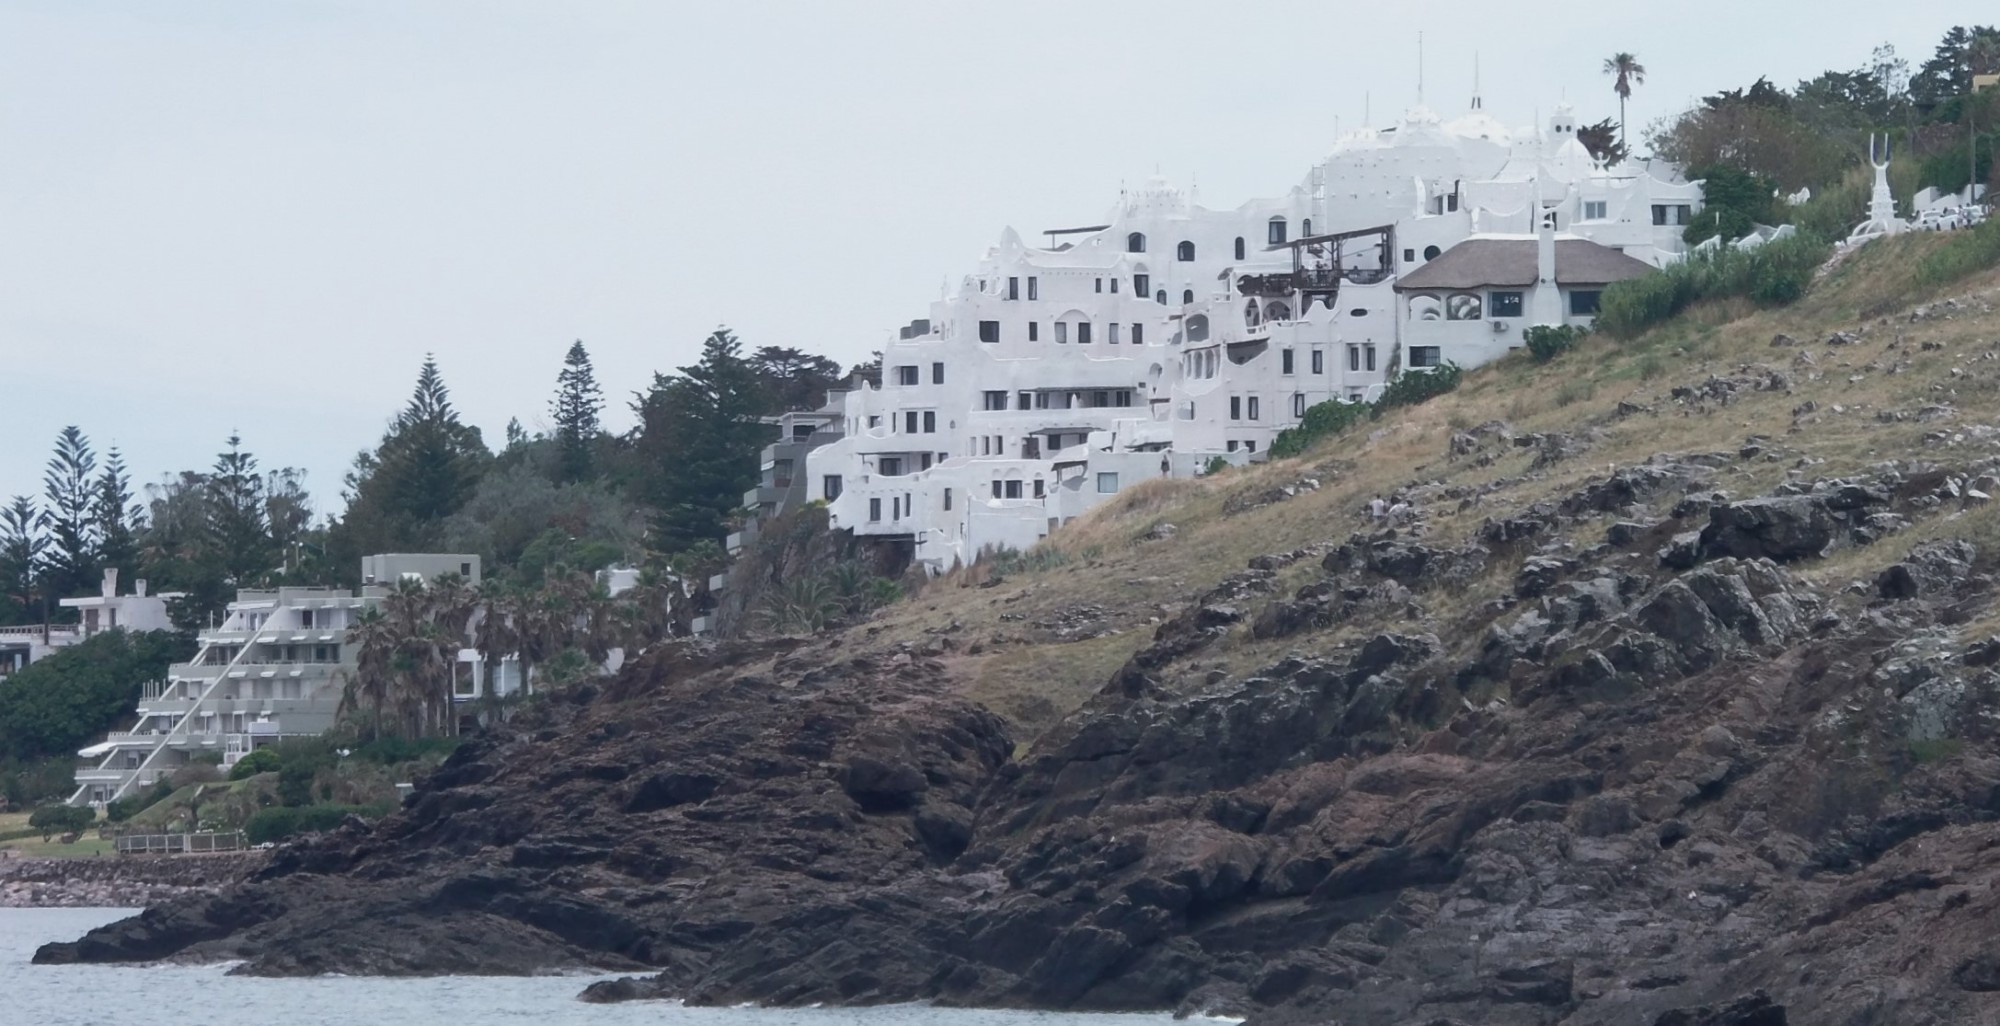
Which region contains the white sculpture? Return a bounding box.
[1847,133,1908,245]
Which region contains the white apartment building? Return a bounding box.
[746,99,1704,576]
[71,554,513,806]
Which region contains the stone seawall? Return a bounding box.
[0,852,265,908]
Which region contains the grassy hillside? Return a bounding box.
[764,228,2000,746]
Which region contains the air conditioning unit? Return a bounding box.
[1491,319,1512,332]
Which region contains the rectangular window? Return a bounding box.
[1268,220,1287,245]
[1054,321,1068,344]
[1109,278,1119,293]
[1131,323,1144,345]
[1096,472,1119,493]
[1094,278,1103,293]
[1364,345,1377,372]
[1092,390,1108,407]
[1007,276,1019,300]
[1116,390,1131,406]
[1033,479,1045,499]
[896,365,919,386]
[869,498,882,522]
[1004,480,1022,499]
[1027,321,1039,342]
[1582,200,1607,220]
[1077,321,1092,344]
[1281,348,1295,374]
[823,475,843,500]
[1675,204,1692,225]
[1108,322,1120,344]
[1027,276,1038,300]
[298,609,315,629]
[1348,345,1360,372]
[1229,395,1242,420]
[943,488,952,511]
[1409,345,1442,368]
[978,320,999,343]
[1133,273,1149,297]
[1489,291,1524,318]
[991,480,1002,499]
[1018,390,1032,410]
[1570,290,1604,316]
[923,411,936,433]
[932,362,944,383]
[1247,396,1260,421]
[1227,440,1239,452]
[1311,348,1324,374]
[904,411,919,434]
[920,452,932,470]
[1245,440,1257,452]
[1292,393,1306,417]
[880,456,902,476]
[984,390,1007,411]
[891,496,900,520]
[1403,247,1416,262]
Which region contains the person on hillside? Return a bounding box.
[1369,495,1387,520]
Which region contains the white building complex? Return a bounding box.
[0,570,176,681]
[71,554,515,806]
[737,99,1704,576]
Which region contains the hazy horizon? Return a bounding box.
[2,0,1977,516]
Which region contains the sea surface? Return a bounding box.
[3,908,1189,1026]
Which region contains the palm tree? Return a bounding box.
[339,606,399,740]
[1602,52,1647,148]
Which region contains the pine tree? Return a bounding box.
[550,340,604,484]
[93,447,141,586]
[635,329,769,553]
[330,356,489,561]
[0,496,45,626]
[207,434,276,586]
[39,426,98,601]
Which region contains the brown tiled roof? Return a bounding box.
[1393,238,1656,291]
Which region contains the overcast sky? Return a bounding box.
[0,0,1978,516]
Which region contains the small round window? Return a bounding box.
[1423,244,1442,260]
[1349,308,1369,317]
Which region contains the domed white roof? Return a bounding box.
[1445,110,1513,144]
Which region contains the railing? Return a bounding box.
[115,831,250,855]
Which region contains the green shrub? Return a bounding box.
[1596,234,1830,339]
[1523,324,1588,363]
[1201,455,1231,475]
[227,747,283,780]
[244,802,392,844]
[28,803,93,842]
[1269,397,1368,458]
[0,630,194,761]
[1374,361,1463,413]
[1915,217,2000,289]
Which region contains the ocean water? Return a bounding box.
[2,908,1186,1026]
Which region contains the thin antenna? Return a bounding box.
[1472,52,1481,110]
[1417,31,1425,105]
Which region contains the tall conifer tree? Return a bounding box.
[39,426,98,601]
[635,329,768,553]
[93,446,141,587]
[551,340,604,484]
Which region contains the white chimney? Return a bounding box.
[1537,218,1556,285]
[102,567,119,598]
[135,579,148,598]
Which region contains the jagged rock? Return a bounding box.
[1876,539,1978,600]
[1700,496,1841,562]
[1514,556,1575,598]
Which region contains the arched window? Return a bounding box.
[1267,218,1287,245]
[1233,236,1246,260]
[1155,290,1168,305]
[1182,289,1194,305]
[1244,299,1262,328]
[1302,218,1313,237]
[1265,300,1292,322]
[1423,244,1442,260]
[1186,314,1210,343]
[1176,240,1195,262]
[1127,232,1146,253]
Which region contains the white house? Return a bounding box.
[0,569,177,681]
